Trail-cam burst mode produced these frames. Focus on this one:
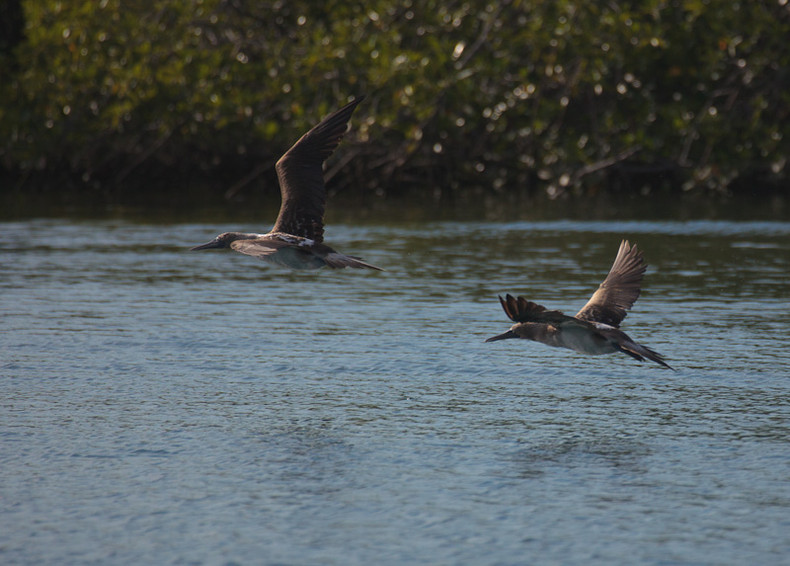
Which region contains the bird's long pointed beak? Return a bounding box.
[190,240,221,251]
[485,330,518,343]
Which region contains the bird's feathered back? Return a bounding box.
[574,240,646,327]
[272,96,364,242]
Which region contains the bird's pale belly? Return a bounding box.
[557,326,618,355]
[263,247,325,270]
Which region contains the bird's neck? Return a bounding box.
[227,232,260,242]
[516,323,561,345]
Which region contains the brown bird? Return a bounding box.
[486,240,673,369]
[191,96,382,271]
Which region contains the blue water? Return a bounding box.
[2,218,789,564]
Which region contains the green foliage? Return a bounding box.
[1,0,788,198]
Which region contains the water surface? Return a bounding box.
[2,218,789,564]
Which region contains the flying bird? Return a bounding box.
[191,96,382,271]
[486,240,673,369]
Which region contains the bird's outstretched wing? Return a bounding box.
[575,240,646,327]
[271,96,365,243]
[498,294,570,324]
[230,238,290,259]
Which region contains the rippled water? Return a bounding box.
[2,218,789,565]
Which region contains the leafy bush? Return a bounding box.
[2,0,788,200]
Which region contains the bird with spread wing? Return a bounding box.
[486,240,673,369]
[191,97,382,271]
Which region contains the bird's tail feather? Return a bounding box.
[324,253,384,271]
[618,341,674,370]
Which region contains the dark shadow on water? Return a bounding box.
[511,434,653,478]
[1,186,787,223]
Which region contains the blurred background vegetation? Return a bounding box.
[1,0,788,212]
